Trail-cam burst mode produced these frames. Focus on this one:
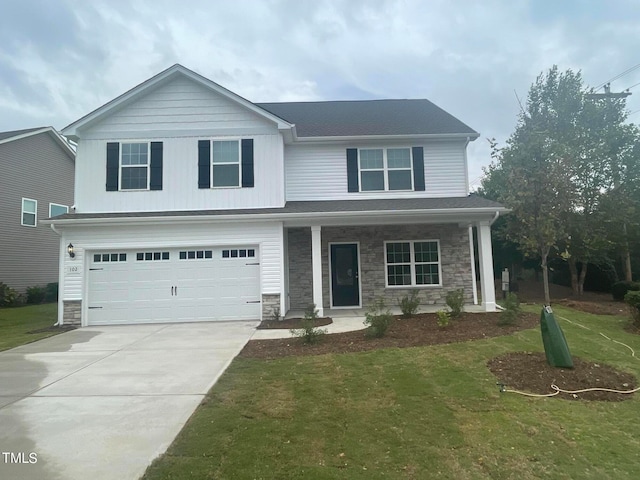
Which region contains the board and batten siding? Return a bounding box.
[80,77,277,139]
[0,133,74,292]
[59,221,284,301]
[75,134,284,212]
[284,140,469,201]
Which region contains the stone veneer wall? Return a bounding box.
[287,228,313,310]
[63,300,82,326]
[261,293,281,320]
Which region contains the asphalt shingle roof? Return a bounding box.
[51,195,504,221]
[256,99,478,137]
[0,127,46,142]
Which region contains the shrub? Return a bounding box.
[0,282,20,307]
[290,319,327,344]
[445,289,465,318]
[436,310,450,328]
[304,303,319,320]
[624,291,640,328]
[364,297,393,338]
[498,292,521,326]
[26,285,46,305]
[44,282,59,303]
[398,291,420,318]
[612,281,640,301]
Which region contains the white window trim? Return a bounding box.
[384,239,442,288]
[49,203,69,217]
[211,139,242,189]
[358,147,414,192]
[119,141,150,191]
[21,197,37,227]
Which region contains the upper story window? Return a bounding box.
[359,148,413,191]
[121,143,149,190]
[49,203,69,217]
[212,140,240,187]
[21,198,37,227]
[347,147,424,194]
[106,142,163,192]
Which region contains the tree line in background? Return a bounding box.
[480,66,640,305]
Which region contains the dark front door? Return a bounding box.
[331,243,360,307]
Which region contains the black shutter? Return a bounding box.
[106,143,119,191]
[346,148,359,192]
[412,146,425,191]
[150,142,163,191]
[198,140,210,189]
[241,139,254,188]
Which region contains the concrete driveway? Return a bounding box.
[0,321,258,480]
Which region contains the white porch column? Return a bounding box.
[311,225,324,317]
[476,222,497,312]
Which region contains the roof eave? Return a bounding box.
[290,132,480,143]
[0,127,76,160]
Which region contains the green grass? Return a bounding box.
[143,306,640,479]
[0,303,60,351]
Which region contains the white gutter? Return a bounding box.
[291,132,480,143]
[42,206,510,228]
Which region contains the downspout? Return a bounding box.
[490,210,500,226]
[50,223,63,326]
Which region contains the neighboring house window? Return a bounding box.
[385,240,441,287]
[21,198,37,227]
[212,140,240,187]
[359,148,413,191]
[49,203,69,217]
[120,143,149,190]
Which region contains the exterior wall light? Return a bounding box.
[67,243,75,258]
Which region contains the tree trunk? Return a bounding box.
[623,222,633,281]
[568,257,579,296]
[541,252,551,306]
[578,262,588,296]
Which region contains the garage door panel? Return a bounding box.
[88,246,261,325]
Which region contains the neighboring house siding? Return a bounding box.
[81,77,277,139]
[59,221,283,301]
[74,134,284,212]
[0,133,74,292]
[284,140,468,201]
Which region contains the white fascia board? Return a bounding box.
[289,132,480,144]
[43,207,508,228]
[62,64,294,141]
[0,127,76,159]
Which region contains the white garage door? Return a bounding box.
[87,247,261,325]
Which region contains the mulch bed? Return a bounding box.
[257,317,333,330]
[240,312,538,359]
[555,298,628,316]
[488,352,637,402]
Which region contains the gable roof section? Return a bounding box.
[257,99,479,139]
[0,126,76,160]
[62,64,293,141]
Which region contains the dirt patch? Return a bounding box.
[28,325,77,334]
[257,317,333,330]
[240,312,538,359]
[488,352,637,402]
[555,299,628,316]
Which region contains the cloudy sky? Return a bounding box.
[2,0,640,189]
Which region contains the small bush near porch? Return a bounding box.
[143,306,640,479]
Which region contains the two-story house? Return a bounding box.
[48,64,505,327]
[0,127,75,294]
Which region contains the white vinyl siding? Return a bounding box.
[285,140,468,201]
[49,203,69,217]
[75,135,284,212]
[80,77,276,139]
[21,198,37,226]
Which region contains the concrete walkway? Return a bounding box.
[0,321,257,480]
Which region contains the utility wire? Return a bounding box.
[623,81,640,91]
[594,62,640,91]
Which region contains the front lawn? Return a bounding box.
[143,306,640,479]
[0,303,60,351]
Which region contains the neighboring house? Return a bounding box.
[0,127,75,293]
[48,64,505,327]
